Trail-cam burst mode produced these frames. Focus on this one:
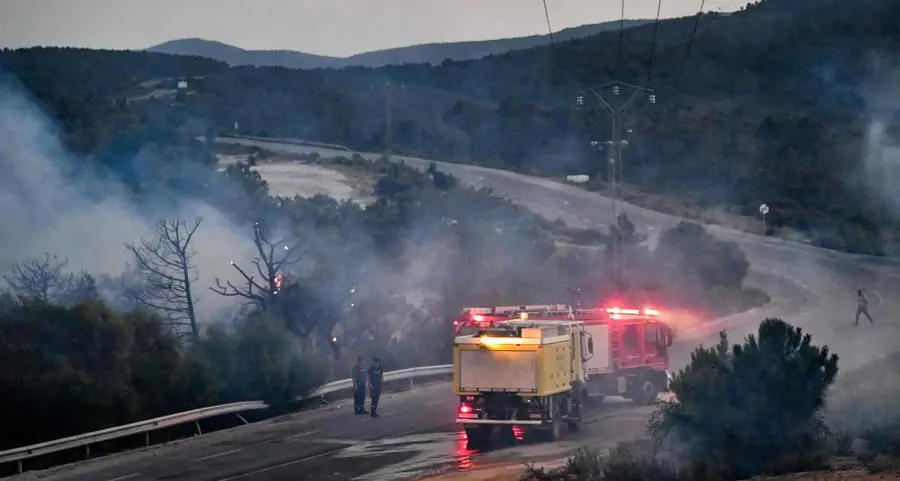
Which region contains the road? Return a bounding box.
[19,137,899,480]
[20,384,650,481]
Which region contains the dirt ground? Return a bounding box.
[414,459,565,481]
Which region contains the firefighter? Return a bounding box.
[855,289,874,326]
[367,357,384,418]
[351,356,368,415]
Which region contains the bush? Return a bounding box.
[528,319,841,481]
[192,314,326,409]
[521,443,681,481]
[0,299,328,449]
[0,299,204,449]
[649,318,839,479]
[656,221,749,290]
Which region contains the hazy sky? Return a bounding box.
[1,0,750,57]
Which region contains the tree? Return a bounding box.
[650,318,839,479]
[656,221,750,290]
[2,253,97,305]
[126,218,203,339]
[191,314,325,408]
[210,221,306,317]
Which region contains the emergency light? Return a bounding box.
[605,306,661,319]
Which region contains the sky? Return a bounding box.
[1,0,751,57]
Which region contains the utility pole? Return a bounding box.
[384,80,393,162]
[379,80,405,163]
[575,81,656,294]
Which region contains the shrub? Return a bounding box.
[650,318,839,479]
[0,299,216,449]
[192,314,326,409]
[601,441,681,481]
[520,443,681,481]
[656,221,749,290]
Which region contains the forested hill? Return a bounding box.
[1,0,899,254]
[146,19,651,69]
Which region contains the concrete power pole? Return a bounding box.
[384,81,393,162]
[576,81,656,294]
[380,80,405,163]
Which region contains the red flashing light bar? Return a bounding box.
[606,307,660,316]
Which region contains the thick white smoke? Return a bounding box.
[0,82,258,323]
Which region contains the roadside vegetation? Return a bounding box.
[521,319,900,480]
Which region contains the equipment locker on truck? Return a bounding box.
[453,320,593,448]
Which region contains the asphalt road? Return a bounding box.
[24,385,458,481]
[22,137,897,480]
[21,384,651,481]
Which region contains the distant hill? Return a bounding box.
[146,19,651,69]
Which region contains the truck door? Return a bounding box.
[583,324,610,374]
[640,323,667,367]
[620,324,641,367]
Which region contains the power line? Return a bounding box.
[617,0,626,62]
[541,0,555,46]
[675,0,707,86]
[644,0,664,85]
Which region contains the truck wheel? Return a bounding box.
[634,379,660,405]
[497,425,515,445]
[567,397,583,432]
[464,426,491,449]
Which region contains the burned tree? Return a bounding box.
[126,218,203,339]
[210,222,307,316]
[3,253,97,305]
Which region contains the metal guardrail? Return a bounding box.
[0,364,452,473]
[305,364,452,398]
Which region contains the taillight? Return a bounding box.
[458,404,473,414]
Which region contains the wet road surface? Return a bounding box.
[22,384,653,481]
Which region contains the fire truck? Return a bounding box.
[453,303,674,405]
[453,319,591,446]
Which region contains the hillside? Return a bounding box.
[146,19,651,69]
[3,0,899,255]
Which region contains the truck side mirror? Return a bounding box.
[588,337,594,354]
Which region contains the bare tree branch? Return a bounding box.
[2,253,96,305]
[209,221,309,315]
[126,218,203,339]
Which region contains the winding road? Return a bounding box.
[17,137,900,480]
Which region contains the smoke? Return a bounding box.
[794,58,900,432]
[851,55,900,216]
[0,80,257,323]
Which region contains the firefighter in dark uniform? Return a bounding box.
[855,289,874,326]
[367,357,384,418]
[351,357,368,415]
